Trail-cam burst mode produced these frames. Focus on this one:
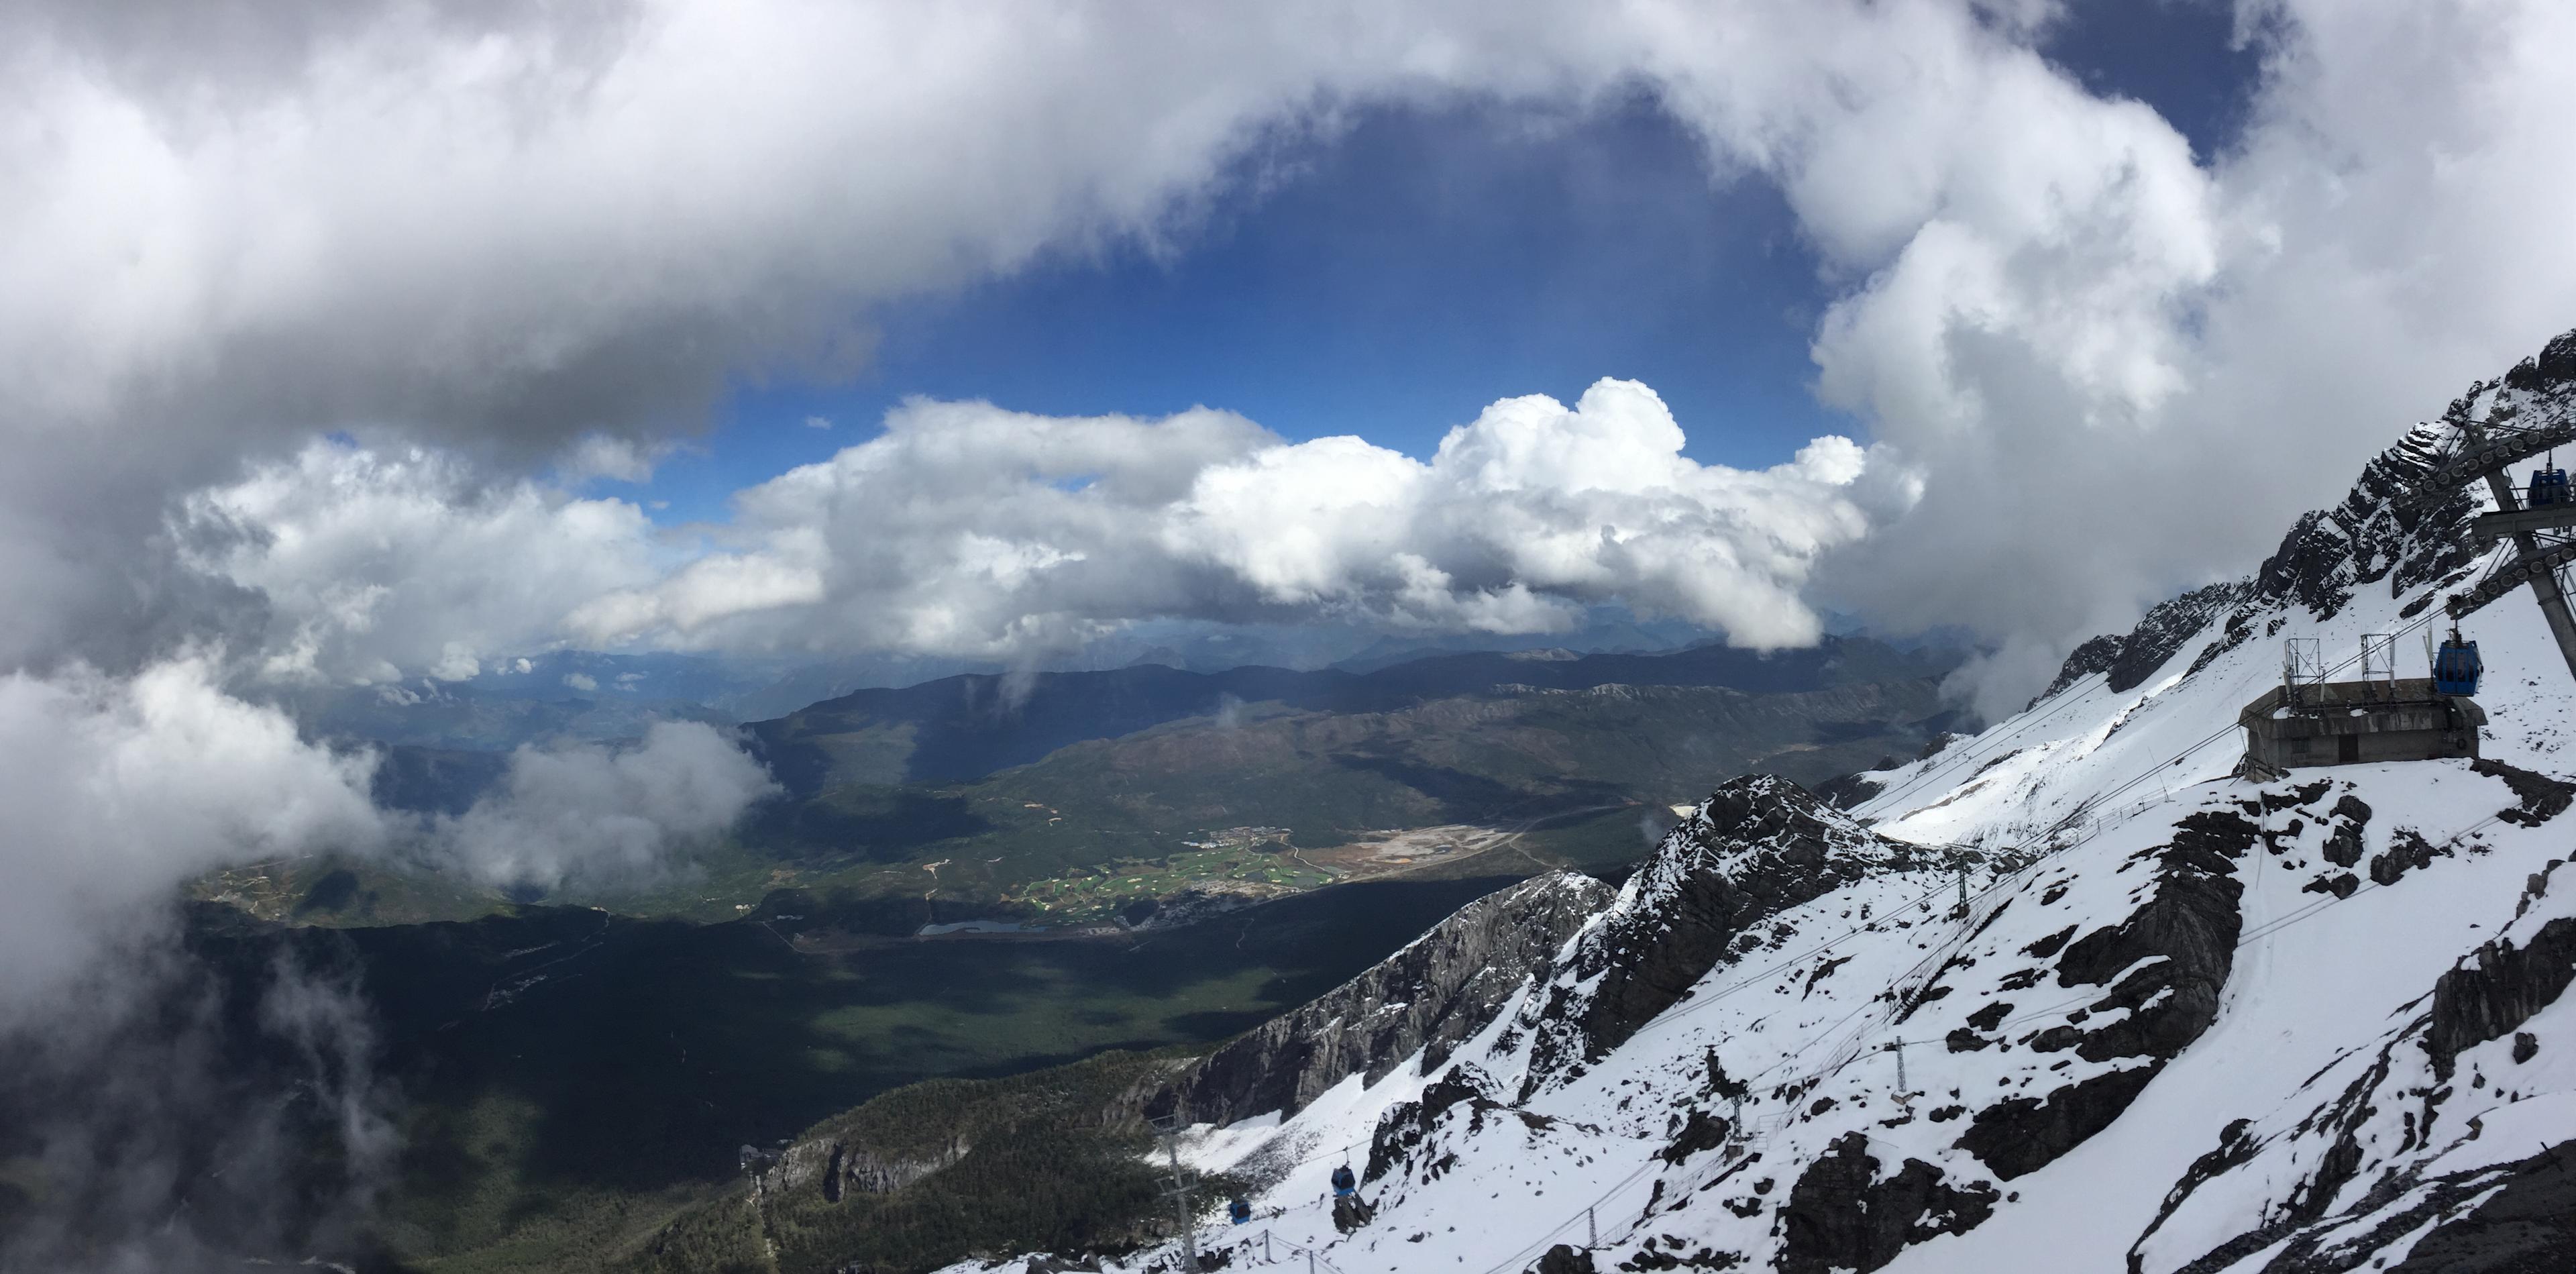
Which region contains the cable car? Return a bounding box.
[1330,1165,1356,1197]
[1230,1197,1252,1225]
[2433,629,2483,696]
[2530,465,2571,508]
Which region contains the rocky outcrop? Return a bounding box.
[1517,776,1931,1098]
[2471,757,2576,827]
[1152,872,1614,1126]
[1533,1242,1597,1273]
[2162,1139,2576,1274]
[1957,809,2253,1181]
[1776,1133,1998,1274]
[2424,916,2576,1081]
[2502,329,2576,391]
[2039,633,2130,700]
[757,1133,967,1203]
[2106,584,2247,694]
[2387,1140,2576,1272]
[1365,1065,1503,1185]
[1956,1065,2161,1183]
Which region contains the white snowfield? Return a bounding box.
[948,372,2576,1272]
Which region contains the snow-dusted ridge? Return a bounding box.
[947,330,2576,1273]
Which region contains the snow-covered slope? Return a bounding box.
[947,330,2576,1274]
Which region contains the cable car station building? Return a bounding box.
[2239,402,2576,777]
[2238,645,2485,778]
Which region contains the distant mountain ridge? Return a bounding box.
[746,634,1964,795]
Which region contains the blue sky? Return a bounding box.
[628,2,2263,527]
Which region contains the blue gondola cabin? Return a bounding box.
[2433,635,2483,696]
[2529,466,2571,508]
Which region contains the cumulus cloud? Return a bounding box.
[174,440,663,684]
[431,721,779,893]
[1768,0,2576,700]
[3,0,2570,696]
[180,381,1886,672]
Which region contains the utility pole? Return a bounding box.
[1888,1036,1908,1095]
[1587,1206,1598,1251]
[1151,1113,1201,1272]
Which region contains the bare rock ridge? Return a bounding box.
[1150,871,1616,1127]
[2043,420,2484,703]
[1516,775,1932,1098]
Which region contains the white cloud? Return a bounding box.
[0,654,782,1016]
[1780,0,2576,700]
[562,672,598,692]
[174,440,665,684]
[3,0,2570,699]
[431,722,778,893]
[180,380,1876,670]
[803,415,833,430]
[0,656,384,1020]
[561,435,665,484]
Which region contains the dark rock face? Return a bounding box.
[2324,795,2371,867]
[2041,633,2130,700]
[2544,331,2576,385]
[2471,759,2576,827]
[1776,1132,1998,1274]
[759,1134,967,1206]
[2424,916,2576,1081]
[2367,829,2445,888]
[1365,1066,1501,1185]
[1154,872,1614,1126]
[2506,330,2576,390]
[1330,1193,1376,1234]
[2266,425,2483,617]
[1533,1243,1597,1274]
[1659,1108,1731,1165]
[1518,776,1926,1098]
[2107,584,2248,693]
[2167,1140,2576,1274]
[2388,1139,2576,1273]
[1955,1065,2159,1181]
[1956,809,2252,1180]
[2052,811,2253,1063]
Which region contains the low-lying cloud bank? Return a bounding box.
[0,656,773,1025]
[433,721,779,893]
[183,380,1895,682]
[0,657,384,1022]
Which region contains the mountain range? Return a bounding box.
[622,329,2576,1273]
